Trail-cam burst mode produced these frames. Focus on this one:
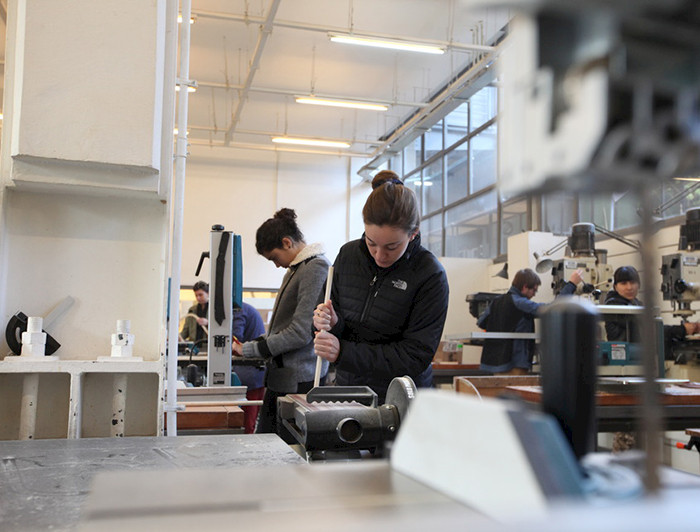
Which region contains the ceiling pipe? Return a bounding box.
[196,80,429,109]
[223,0,281,145]
[194,9,495,53]
[188,138,370,158]
[185,124,380,145]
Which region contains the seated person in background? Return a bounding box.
[179,280,209,350]
[604,265,699,358]
[232,301,267,434]
[478,268,583,375]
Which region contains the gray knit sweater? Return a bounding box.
[242,243,330,392]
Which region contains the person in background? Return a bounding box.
[604,265,699,354]
[477,267,583,375]
[179,280,209,350]
[232,208,329,438]
[313,170,449,403]
[231,301,267,434]
[602,264,700,453]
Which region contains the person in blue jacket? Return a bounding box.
[477,267,582,374]
[312,170,449,403]
[231,301,266,434]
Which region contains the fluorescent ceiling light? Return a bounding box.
[329,33,445,55]
[272,137,350,149]
[674,176,700,181]
[295,96,388,111]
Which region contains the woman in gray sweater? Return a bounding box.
[233,208,329,436]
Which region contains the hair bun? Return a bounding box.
[371,170,403,190]
[274,208,297,220]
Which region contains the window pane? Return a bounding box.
[469,85,497,131]
[390,152,403,176]
[500,199,528,255]
[470,124,497,192]
[657,181,700,219]
[404,137,422,174]
[612,190,639,230]
[543,192,576,235]
[445,190,498,258]
[579,192,613,228]
[422,213,443,256]
[445,103,468,148]
[446,143,468,203]
[404,172,422,213]
[423,158,444,215]
[424,120,443,161]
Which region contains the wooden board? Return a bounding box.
[505,385,700,406]
[164,405,244,430]
[454,375,540,398]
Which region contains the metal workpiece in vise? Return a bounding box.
[279,376,417,459]
[661,208,700,318]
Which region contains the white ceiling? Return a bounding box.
[183,0,508,164]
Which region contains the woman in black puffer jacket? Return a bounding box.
[313,170,449,402]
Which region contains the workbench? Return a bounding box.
[77,455,700,531]
[0,434,303,531]
[505,384,700,432]
[454,376,700,432]
[430,362,490,387]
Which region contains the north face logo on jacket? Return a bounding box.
[391,279,408,291]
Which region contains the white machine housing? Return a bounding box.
[207,228,233,386]
[551,256,613,301]
[661,252,700,318]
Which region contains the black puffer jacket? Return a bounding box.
[604,289,688,359]
[328,233,449,401]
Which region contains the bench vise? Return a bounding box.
[278,376,416,459]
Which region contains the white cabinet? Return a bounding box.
[0,359,163,440]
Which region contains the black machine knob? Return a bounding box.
[674,278,689,295]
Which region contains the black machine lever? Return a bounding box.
[195,251,210,276]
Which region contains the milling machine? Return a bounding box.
[542,223,616,302]
[661,208,700,380]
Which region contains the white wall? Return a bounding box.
[0,0,174,361]
[182,145,371,289]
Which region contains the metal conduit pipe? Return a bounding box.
[166,0,193,436]
[188,138,370,157]
[224,0,282,144]
[195,81,429,109]
[193,9,496,53]
[187,125,380,145]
